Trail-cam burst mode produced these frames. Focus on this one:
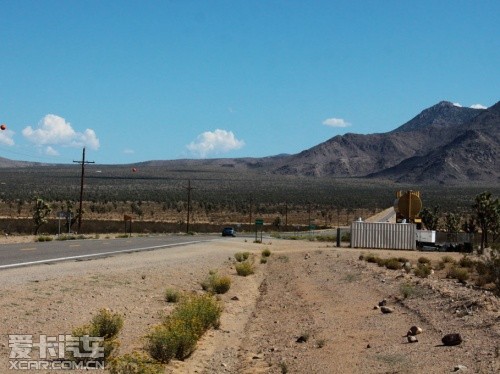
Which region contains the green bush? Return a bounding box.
[201,272,231,294]
[261,248,272,257]
[260,257,268,264]
[234,252,250,262]
[235,261,255,276]
[400,283,414,299]
[458,256,476,268]
[146,294,222,363]
[417,256,431,264]
[108,352,163,374]
[36,235,53,242]
[364,253,378,263]
[414,263,432,278]
[164,288,181,303]
[71,309,124,363]
[447,266,470,283]
[441,255,456,264]
[385,258,402,270]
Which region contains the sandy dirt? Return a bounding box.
[0,235,498,373]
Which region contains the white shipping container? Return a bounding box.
[351,221,417,250]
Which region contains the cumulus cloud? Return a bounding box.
[123,148,135,155]
[45,146,59,156]
[470,103,487,109]
[186,129,245,158]
[322,118,351,128]
[22,114,100,153]
[0,128,15,146]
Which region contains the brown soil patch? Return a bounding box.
[0,237,498,373]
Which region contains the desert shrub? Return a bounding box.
[108,351,163,374]
[385,258,402,270]
[200,272,231,294]
[364,253,378,263]
[447,266,470,283]
[164,288,181,303]
[358,254,364,261]
[474,256,500,294]
[211,275,231,294]
[234,252,250,262]
[417,256,431,264]
[36,235,53,242]
[458,256,476,268]
[260,257,268,264]
[374,257,387,267]
[235,261,255,276]
[146,294,222,363]
[261,248,272,257]
[71,309,124,363]
[396,257,410,263]
[435,261,446,270]
[441,255,456,264]
[414,263,432,278]
[400,283,414,298]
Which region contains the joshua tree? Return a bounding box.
[32,197,52,235]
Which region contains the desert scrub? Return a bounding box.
[364,253,379,263]
[261,248,272,257]
[164,288,181,303]
[260,257,268,264]
[384,258,402,270]
[458,256,476,268]
[108,351,163,374]
[36,235,53,242]
[447,266,470,283]
[400,282,413,298]
[235,261,255,276]
[414,263,432,278]
[441,255,457,264]
[417,256,431,264]
[234,252,250,262]
[71,308,124,363]
[201,271,231,294]
[146,294,222,363]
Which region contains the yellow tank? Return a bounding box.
[394,190,422,224]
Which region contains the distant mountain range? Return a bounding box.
[1,100,498,185]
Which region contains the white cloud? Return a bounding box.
[0,129,15,146]
[470,103,487,109]
[186,129,245,158]
[452,102,462,107]
[22,114,100,151]
[322,118,351,128]
[45,146,59,156]
[123,148,135,154]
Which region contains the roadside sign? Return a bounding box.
[255,219,264,225]
[57,211,67,220]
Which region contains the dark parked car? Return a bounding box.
[222,227,236,237]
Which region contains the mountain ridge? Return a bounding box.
[0,100,498,185]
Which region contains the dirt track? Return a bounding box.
[0,236,498,373]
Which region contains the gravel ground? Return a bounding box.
[0,235,498,373]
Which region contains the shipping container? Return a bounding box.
[350,221,417,250]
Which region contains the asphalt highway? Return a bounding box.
[0,234,220,270]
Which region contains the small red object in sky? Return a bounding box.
[0,124,6,130]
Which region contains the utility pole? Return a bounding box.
[185,180,195,234]
[73,147,94,232]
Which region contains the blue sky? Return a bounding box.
[0,0,498,164]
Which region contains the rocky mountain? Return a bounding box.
[269,101,499,184]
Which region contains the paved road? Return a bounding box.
[0,235,220,270]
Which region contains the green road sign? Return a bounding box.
[255,219,264,225]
